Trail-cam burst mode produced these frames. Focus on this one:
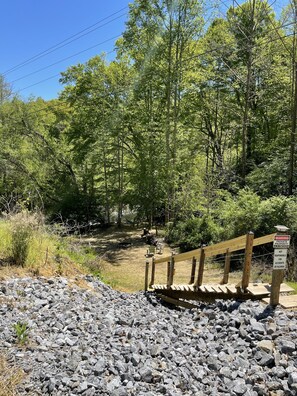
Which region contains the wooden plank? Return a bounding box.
[204,285,215,293]
[154,249,200,264]
[226,284,238,294]
[277,283,294,293]
[253,233,276,247]
[212,285,223,293]
[218,285,229,294]
[253,283,294,294]
[247,285,270,296]
[154,233,276,265]
[263,295,297,309]
[204,235,247,257]
[157,294,197,309]
[154,235,245,264]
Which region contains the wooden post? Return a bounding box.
[168,255,175,287]
[270,269,283,306]
[222,249,231,285]
[189,257,197,284]
[241,231,254,291]
[144,260,149,291]
[196,249,205,287]
[270,227,290,306]
[149,257,155,287]
[167,260,171,287]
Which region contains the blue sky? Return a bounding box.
[0,0,290,101]
[1,0,131,100]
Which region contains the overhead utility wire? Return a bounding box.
[11,36,121,84]
[2,7,128,76]
[16,29,296,103]
[13,1,290,89]
[17,49,116,92]
[182,24,295,65]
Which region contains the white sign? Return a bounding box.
[273,235,290,249]
[273,248,288,269]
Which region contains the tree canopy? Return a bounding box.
[1,0,297,239]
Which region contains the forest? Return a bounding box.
[1,0,297,257]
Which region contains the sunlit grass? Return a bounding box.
[0,216,93,278]
[287,281,297,294]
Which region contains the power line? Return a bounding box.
[181,23,295,65]
[6,1,294,110]
[14,29,295,109]
[10,37,120,85]
[17,49,116,93]
[2,7,128,76]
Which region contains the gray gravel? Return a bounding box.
[1,276,297,395]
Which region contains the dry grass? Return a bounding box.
[0,355,24,396]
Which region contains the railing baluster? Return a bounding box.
[221,249,231,285]
[196,248,205,287]
[149,257,155,287]
[189,257,197,284]
[242,232,254,291]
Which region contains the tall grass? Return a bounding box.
[10,211,41,267]
[0,211,101,278]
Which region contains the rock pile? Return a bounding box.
[0,276,297,395]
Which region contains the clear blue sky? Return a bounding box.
[1,0,131,100]
[0,0,290,101]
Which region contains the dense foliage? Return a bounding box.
[1,0,297,245]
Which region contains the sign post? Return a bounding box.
[270,226,290,306]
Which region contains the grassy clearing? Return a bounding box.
[0,354,24,396]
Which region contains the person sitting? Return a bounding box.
[141,228,149,238]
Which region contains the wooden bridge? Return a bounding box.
[144,232,296,308]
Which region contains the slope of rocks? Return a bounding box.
[0,276,297,395]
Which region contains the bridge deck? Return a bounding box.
[151,282,294,302]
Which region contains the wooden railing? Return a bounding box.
[148,232,276,291]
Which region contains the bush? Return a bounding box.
[165,216,221,252]
[165,189,297,253]
[216,188,261,239]
[257,196,296,235]
[10,211,41,267]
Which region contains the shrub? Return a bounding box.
[10,211,41,267]
[165,216,221,252]
[216,188,261,239]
